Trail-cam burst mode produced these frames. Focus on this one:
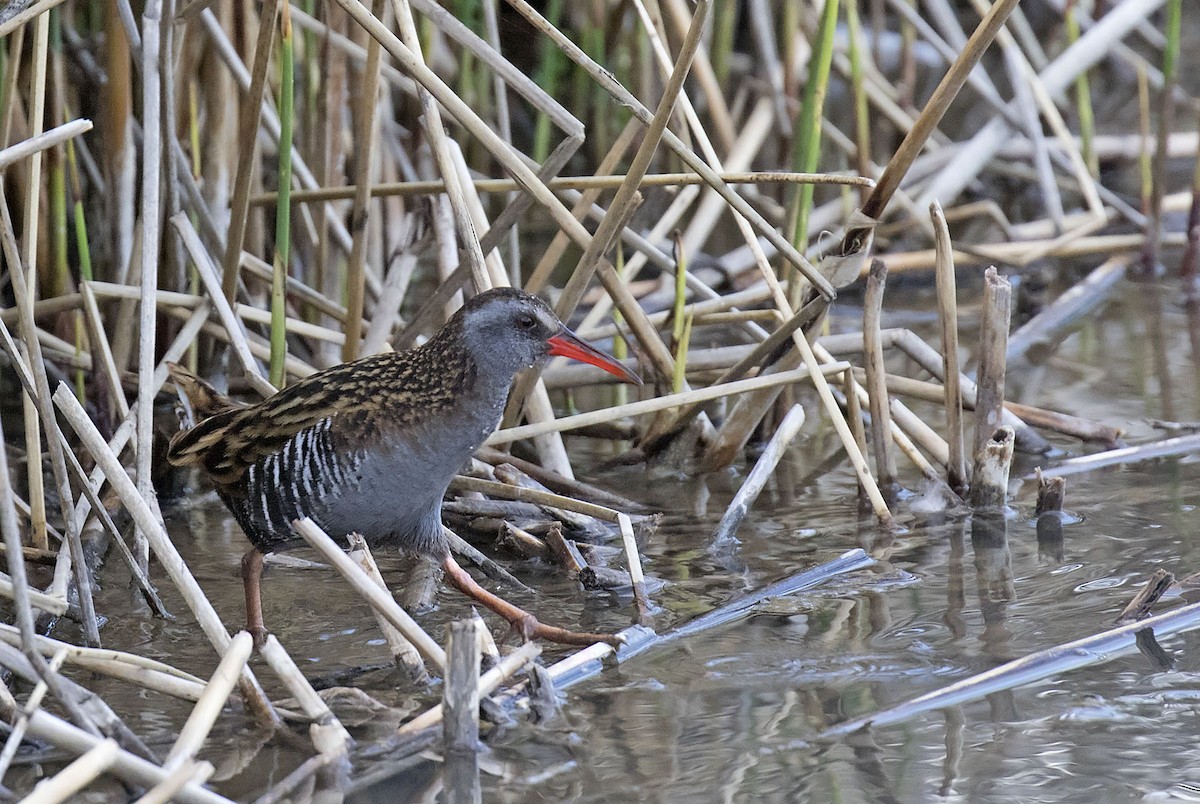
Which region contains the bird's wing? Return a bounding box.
[165,352,464,487]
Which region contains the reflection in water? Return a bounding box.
[1134,627,1175,671]
[972,511,1014,661]
[940,706,964,797]
[443,750,481,804]
[1036,511,1065,563]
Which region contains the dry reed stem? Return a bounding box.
[399,641,541,734]
[845,0,1022,251]
[931,202,967,492]
[973,268,1012,460]
[617,513,648,611]
[347,533,428,683]
[0,649,68,783]
[3,706,231,804]
[162,631,253,772]
[505,0,832,296]
[249,170,872,206]
[218,0,280,302]
[292,517,446,670]
[0,117,90,169]
[863,260,897,492]
[972,427,1015,509]
[173,213,276,396]
[444,618,483,754]
[22,737,119,804]
[0,194,99,642]
[712,404,806,546]
[340,0,385,362]
[487,362,850,445]
[0,623,206,699]
[553,0,708,320]
[916,0,1169,211]
[52,385,282,727]
[257,635,351,761]
[545,0,710,378]
[132,760,214,804]
[391,0,490,299]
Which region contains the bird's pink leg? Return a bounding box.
[441,554,623,648]
[241,548,269,650]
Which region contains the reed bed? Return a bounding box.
[0,0,1195,798]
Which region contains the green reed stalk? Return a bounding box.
[532,0,565,163]
[612,249,628,408]
[671,232,691,395]
[270,5,295,388]
[710,0,736,88]
[845,0,871,200]
[785,0,839,275]
[1063,3,1097,177]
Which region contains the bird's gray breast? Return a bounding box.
[309,391,506,553]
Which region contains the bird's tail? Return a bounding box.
[166,362,244,421]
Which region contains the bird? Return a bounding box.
[166,287,642,650]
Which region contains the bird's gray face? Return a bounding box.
[458,288,642,386]
[460,293,563,376]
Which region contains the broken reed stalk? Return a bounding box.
[971,426,1015,509]
[931,202,967,493]
[863,259,897,493]
[400,642,541,734]
[1034,469,1065,517]
[973,268,1012,460]
[1116,569,1174,624]
[346,533,428,684]
[444,618,483,754]
[712,404,805,546]
[257,636,351,762]
[617,513,649,612]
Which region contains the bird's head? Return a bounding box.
[454,288,642,386]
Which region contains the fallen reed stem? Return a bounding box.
[291,518,445,671]
[712,404,806,546]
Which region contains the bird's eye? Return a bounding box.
[516,314,537,330]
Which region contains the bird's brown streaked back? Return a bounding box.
[166,344,475,487]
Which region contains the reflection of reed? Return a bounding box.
[971,512,1014,661]
[940,706,964,797]
[944,520,969,641]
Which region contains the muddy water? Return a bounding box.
[24,280,1200,801]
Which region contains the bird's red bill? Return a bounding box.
[547,330,642,386]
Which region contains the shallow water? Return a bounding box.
[22,279,1200,802]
